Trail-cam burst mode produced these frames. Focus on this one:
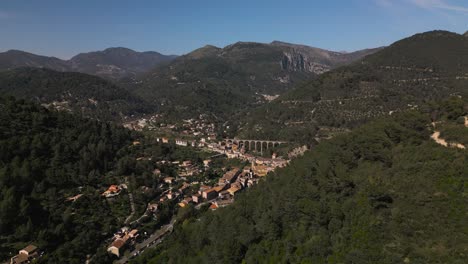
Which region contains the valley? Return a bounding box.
[1,25,468,264]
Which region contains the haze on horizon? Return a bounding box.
[1,0,468,59]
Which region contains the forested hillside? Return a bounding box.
[0,67,153,121]
[0,96,136,263]
[0,48,177,80]
[133,97,468,264]
[237,30,468,142]
[126,42,379,119]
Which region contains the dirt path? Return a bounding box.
[431,130,465,149]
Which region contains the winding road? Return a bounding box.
[115,218,176,264]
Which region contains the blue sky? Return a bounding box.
[1,0,467,59]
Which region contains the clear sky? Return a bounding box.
[1,0,467,59]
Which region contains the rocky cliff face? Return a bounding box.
[274,41,381,74]
[281,51,331,74]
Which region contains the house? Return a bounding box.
[226,152,239,159]
[164,177,175,184]
[198,185,212,195]
[227,186,241,196]
[102,185,121,197]
[176,139,188,146]
[107,230,138,257]
[107,238,126,257]
[203,159,212,167]
[11,245,39,264]
[192,194,201,203]
[167,191,180,200]
[212,185,225,193]
[252,164,269,177]
[209,203,218,210]
[178,197,193,207]
[128,229,138,239]
[153,169,161,175]
[202,188,218,200]
[162,137,169,143]
[218,168,240,185]
[132,141,141,146]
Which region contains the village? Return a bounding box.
[99,137,296,261]
[51,114,309,262]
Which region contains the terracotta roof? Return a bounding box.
[22,244,37,253]
[111,238,126,249]
[129,229,138,237]
[209,203,218,210]
[11,253,28,264]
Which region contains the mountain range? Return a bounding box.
[127,41,381,119]
[236,30,468,142]
[0,47,177,80]
[0,67,152,121]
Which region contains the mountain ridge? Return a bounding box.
[128,40,380,119]
[235,30,468,142]
[0,67,152,121]
[0,47,178,80]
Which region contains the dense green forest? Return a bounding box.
[0,96,137,262]
[236,30,468,143]
[0,67,153,121]
[133,97,467,264]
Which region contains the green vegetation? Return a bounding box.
[237,30,468,143]
[132,98,468,264]
[0,67,153,121]
[126,42,377,120]
[0,96,135,263]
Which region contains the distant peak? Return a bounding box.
[270,40,291,45]
[103,47,135,52]
[185,45,221,59]
[201,44,220,49]
[411,30,460,39]
[5,49,29,54]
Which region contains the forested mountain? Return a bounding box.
[0,50,70,72]
[133,97,468,264]
[0,48,177,80]
[68,47,177,79]
[0,67,152,121]
[127,42,380,119]
[0,96,134,263]
[236,30,468,142]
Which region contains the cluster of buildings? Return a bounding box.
[10,245,40,264]
[178,116,217,138]
[107,228,139,257]
[176,160,201,178]
[101,184,127,198]
[124,114,218,140]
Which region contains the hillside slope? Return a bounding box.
[129,42,379,119]
[0,48,177,80]
[69,47,177,79]
[0,67,152,121]
[237,30,468,142]
[133,97,468,264]
[0,96,133,263]
[0,50,70,71]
